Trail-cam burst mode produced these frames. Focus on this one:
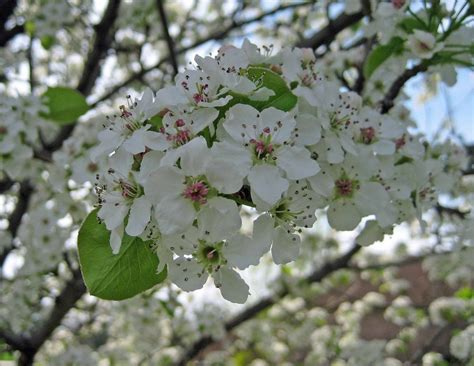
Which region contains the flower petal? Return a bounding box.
[276,146,320,180]
[248,164,289,205]
[169,257,208,291]
[327,200,361,231]
[214,267,249,304]
[272,226,300,264]
[155,196,196,235]
[125,196,152,236]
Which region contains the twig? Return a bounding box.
[0,181,34,268]
[88,2,313,109]
[379,62,429,114]
[296,10,366,49]
[156,0,179,76]
[41,0,122,154]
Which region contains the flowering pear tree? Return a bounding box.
[0,0,473,365]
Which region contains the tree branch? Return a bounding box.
[41,0,122,154]
[0,0,23,47]
[0,181,34,268]
[27,269,86,353]
[156,0,179,76]
[88,2,313,109]
[379,62,429,114]
[296,10,365,49]
[177,244,362,365]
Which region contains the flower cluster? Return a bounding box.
[91,40,466,303]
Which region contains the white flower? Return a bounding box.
[157,69,232,109]
[407,30,444,59]
[219,104,320,205]
[148,107,219,165]
[309,85,362,164]
[253,180,325,264]
[160,205,251,303]
[280,47,324,106]
[97,148,152,253]
[309,157,397,231]
[90,89,164,161]
[144,137,244,235]
[353,108,404,155]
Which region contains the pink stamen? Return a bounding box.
[175,119,185,127]
[183,181,209,205]
[391,0,405,9]
[360,127,376,144]
[395,135,406,150]
[335,179,354,197]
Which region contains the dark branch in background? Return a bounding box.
[0,181,34,268]
[19,269,87,365]
[177,245,362,365]
[436,204,470,219]
[156,0,179,76]
[296,10,365,49]
[41,0,122,154]
[0,0,24,47]
[0,270,86,366]
[379,62,429,114]
[0,177,14,193]
[88,2,313,109]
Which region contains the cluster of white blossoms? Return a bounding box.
[91,40,467,303]
[0,94,49,178]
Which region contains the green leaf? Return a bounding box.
[246,66,297,111]
[149,114,163,130]
[77,210,166,301]
[455,287,474,300]
[41,86,89,125]
[40,35,54,50]
[364,37,405,79]
[397,17,428,33]
[0,351,14,361]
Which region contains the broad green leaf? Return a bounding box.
[364,37,405,79]
[41,86,89,125]
[77,210,166,301]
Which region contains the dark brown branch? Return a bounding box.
[177,244,362,365]
[296,10,365,49]
[41,0,122,154]
[0,181,34,268]
[0,24,23,47]
[379,62,429,114]
[0,177,14,193]
[0,0,23,47]
[27,269,86,353]
[0,269,87,365]
[156,0,179,76]
[88,2,313,108]
[436,204,470,219]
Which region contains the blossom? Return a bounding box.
[90,89,163,161]
[407,30,444,59]
[309,84,362,164]
[96,148,152,253]
[219,104,320,205]
[144,137,244,235]
[159,204,251,303]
